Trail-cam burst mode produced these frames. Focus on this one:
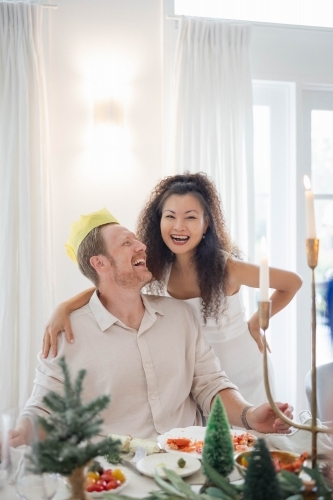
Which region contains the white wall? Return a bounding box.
[250,25,333,82]
[46,0,163,304]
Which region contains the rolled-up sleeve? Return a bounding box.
[20,352,65,422]
[190,319,239,416]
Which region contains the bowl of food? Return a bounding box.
[235,450,308,476]
[85,461,128,496]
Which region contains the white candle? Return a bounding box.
[304,175,316,239]
[259,237,269,301]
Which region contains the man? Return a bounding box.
[11,209,292,446]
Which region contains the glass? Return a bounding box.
[15,454,58,500]
[311,110,333,194]
[0,407,21,484]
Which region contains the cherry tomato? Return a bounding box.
[105,479,118,490]
[85,476,96,485]
[87,471,100,481]
[95,485,104,492]
[96,479,106,487]
[100,473,112,482]
[86,484,96,493]
[112,469,126,483]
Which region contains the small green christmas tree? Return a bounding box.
[202,396,234,484]
[29,357,120,500]
[243,438,282,500]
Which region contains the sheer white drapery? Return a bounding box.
[173,18,254,261]
[0,2,54,410]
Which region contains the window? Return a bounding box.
[253,82,297,405]
[303,90,333,365]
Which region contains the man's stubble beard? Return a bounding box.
[107,254,152,290]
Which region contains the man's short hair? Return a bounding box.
[77,225,109,286]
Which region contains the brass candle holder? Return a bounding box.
[260,238,327,470]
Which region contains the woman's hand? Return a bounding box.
[42,287,95,358]
[247,314,271,353]
[42,302,74,358]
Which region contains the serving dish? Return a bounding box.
[136,453,201,478]
[157,426,257,458]
[235,450,308,476]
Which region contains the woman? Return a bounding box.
[43,173,302,406]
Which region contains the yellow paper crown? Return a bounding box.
[65,207,119,263]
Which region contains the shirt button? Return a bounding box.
[145,363,150,368]
[151,395,155,400]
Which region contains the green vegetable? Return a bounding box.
[89,460,103,474]
[177,457,186,468]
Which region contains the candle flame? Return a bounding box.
[261,236,267,256]
[304,175,312,190]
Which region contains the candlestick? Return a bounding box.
[259,237,269,301]
[261,237,327,471]
[304,175,316,239]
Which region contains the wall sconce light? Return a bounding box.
[94,98,124,125]
[92,68,125,151]
[86,58,132,179]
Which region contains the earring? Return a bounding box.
[202,234,206,240]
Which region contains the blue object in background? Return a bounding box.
[327,279,333,341]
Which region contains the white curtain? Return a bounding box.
[173,18,254,262]
[0,2,54,411]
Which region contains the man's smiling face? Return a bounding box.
[100,224,152,289]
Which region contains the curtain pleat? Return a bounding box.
[0,2,54,411]
[173,18,254,263]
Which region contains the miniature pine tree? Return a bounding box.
[29,357,120,500]
[243,438,282,500]
[202,396,234,481]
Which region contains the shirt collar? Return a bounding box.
[89,291,118,331]
[89,290,164,332]
[141,293,165,318]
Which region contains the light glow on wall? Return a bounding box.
[81,56,135,183]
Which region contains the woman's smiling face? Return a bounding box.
[160,193,209,256]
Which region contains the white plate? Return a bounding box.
[136,453,201,478]
[158,426,205,458]
[89,478,129,497]
[157,426,257,458]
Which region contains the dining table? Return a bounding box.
[0,458,243,500]
[0,424,331,500]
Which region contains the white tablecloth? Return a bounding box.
[1,421,330,500]
[0,458,244,500]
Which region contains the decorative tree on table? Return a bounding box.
[201,396,234,489]
[28,357,120,500]
[243,438,281,500]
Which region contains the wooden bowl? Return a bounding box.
[235,450,305,476]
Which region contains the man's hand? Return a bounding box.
[8,427,28,448]
[246,402,293,434]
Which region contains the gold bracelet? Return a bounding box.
[241,405,254,430]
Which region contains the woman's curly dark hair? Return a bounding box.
[136,172,239,323]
